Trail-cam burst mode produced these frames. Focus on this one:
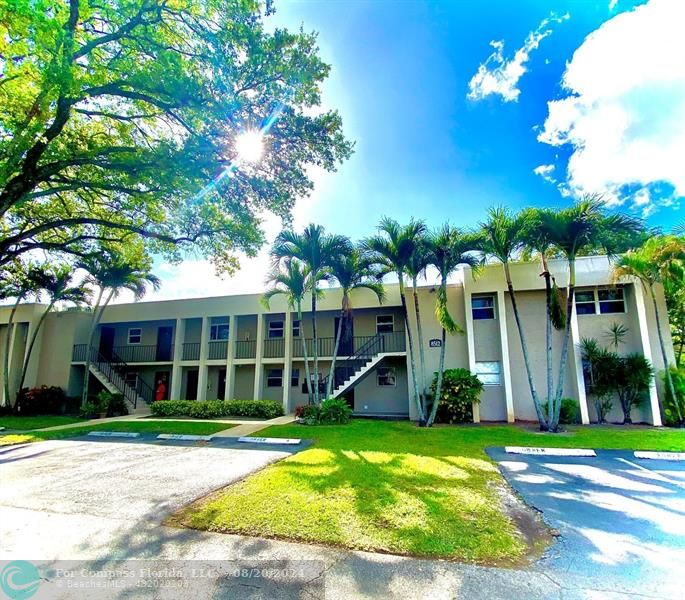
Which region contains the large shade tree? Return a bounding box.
[271,224,351,404]
[362,217,427,422]
[0,0,352,270]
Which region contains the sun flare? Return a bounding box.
[235,130,264,163]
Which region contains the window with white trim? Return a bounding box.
[376,315,394,334]
[292,320,301,337]
[127,328,142,344]
[268,320,284,339]
[575,288,626,316]
[291,368,300,387]
[267,368,283,387]
[474,361,501,385]
[210,322,229,340]
[598,288,625,314]
[472,295,495,320]
[575,291,596,315]
[377,367,396,387]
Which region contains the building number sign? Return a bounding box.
[429,338,442,348]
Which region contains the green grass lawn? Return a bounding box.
[177,420,685,563]
[0,415,84,430]
[0,419,235,446]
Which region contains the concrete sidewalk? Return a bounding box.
[211,414,296,437]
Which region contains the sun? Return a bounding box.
[235,130,264,163]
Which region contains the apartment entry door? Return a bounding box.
[154,371,170,400]
[217,368,227,400]
[156,326,173,361]
[99,327,115,359]
[186,369,199,400]
[334,317,354,356]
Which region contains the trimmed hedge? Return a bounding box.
[150,399,283,420]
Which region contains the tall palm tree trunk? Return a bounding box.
[298,302,314,405]
[412,278,428,414]
[504,263,548,430]
[541,255,554,409]
[553,258,576,430]
[3,296,22,408]
[17,301,55,397]
[427,327,447,426]
[650,284,681,423]
[311,289,320,404]
[327,304,346,399]
[400,278,425,422]
[82,287,109,406]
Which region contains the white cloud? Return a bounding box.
[538,0,685,212]
[609,0,619,10]
[468,13,570,102]
[533,163,557,183]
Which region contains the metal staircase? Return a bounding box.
[327,332,406,399]
[86,347,154,414]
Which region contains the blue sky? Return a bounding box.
[151,0,684,300]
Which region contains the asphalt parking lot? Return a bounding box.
[487,447,685,599]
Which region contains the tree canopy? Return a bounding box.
[0,0,352,271]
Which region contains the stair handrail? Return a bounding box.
[322,332,388,395]
[89,347,155,408]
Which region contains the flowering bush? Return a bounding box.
[430,369,483,424]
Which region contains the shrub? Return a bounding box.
[663,366,685,426]
[300,404,321,425]
[294,405,308,419]
[296,398,353,425]
[543,398,581,425]
[614,353,653,424]
[430,368,483,424]
[150,399,284,419]
[581,338,619,424]
[15,386,68,415]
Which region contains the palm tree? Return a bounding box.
[271,225,351,404]
[479,207,549,429]
[520,207,566,412]
[405,238,430,414]
[362,217,427,422]
[16,265,90,396]
[326,249,386,399]
[1,263,49,407]
[613,235,685,423]
[78,252,161,405]
[263,259,315,404]
[541,197,642,430]
[425,226,480,426]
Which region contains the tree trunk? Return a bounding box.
[412,278,428,415]
[298,301,314,405]
[400,277,425,423]
[327,303,346,400]
[541,255,554,409]
[552,257,576,431]
[3,296,22,408]
[82,287,108,406]
[16,300,54,399]
[311,288,320,404]
[503,263,548,430]
[650,284,680,423]
[427,327,447,426]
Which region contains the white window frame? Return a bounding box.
[376,314,394,334]
[475,361,501,386]
[471,295,495,320]
[268,320,284,339]
[210,322,229,341]
[127,327,142,345]
[575,287,626,316]
[266,368,283,387]
[291,368,300,387]
[377,367,397,387]
[292,320,301,337]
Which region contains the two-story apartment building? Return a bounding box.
[0,256,676,425]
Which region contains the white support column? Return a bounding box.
[496,290,515,423]
[225,315,236,400]
[463,270,479,423]
[634,283,663,426]
[170,318,185,400]
[253,314,265,401]
[282,310,293,412]
[570,298,590,425]
[197,316,210,401]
